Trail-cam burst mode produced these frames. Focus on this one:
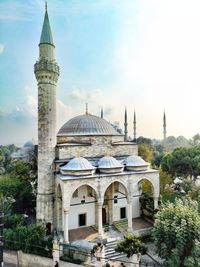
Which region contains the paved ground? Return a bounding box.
[4,250,18,267]
[69,217,152,242]
[69,226,98,241]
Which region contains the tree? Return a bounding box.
[137,136,152,147]
[138,144,153,162]
[152,198,200,267]
[161,146,200,180]
[115,233,147,259]
[190,133,200,146]
[4,221,52,256]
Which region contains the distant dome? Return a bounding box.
[60,157,96,176]
[57,114,120,136]
[98,156,124,174]
[24,140,34,148]
[124,155,149,171]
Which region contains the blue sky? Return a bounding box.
[0,0,199,145]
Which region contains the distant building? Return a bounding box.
[34,5,160,242]
[11,140,35,163]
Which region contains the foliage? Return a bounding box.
[8,160,37,183]
[161,146,200,180]
[140,193,155,219]
[138,144,153,162]
[137,136,152,147]
[4,221,52,256]
[159,169,173,194]
[161,192,183,203]
[139,179,153,194]
[0,146,13,170]
[115,233,147,258]
[189,133,200,146]
[0,174,35,214]
[152,198,200,267]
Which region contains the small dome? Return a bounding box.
[58,114,120,136]
[98,156,124,174]
[124,155,149,171]
[24,140,34,148]
[60,157,95,176]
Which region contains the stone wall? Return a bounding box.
[17,251,83,267]
[58,136,138,159]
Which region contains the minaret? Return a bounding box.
[34,3,59,224]
[163,111,167,140]
[133,110,136,142]
[101,107,103,119]
[124,107,128,141]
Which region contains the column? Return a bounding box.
[154,195,159,210]
[98,202,103,237]
[63,209,69,243]
[127,197,133,232]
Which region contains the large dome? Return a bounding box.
[58,114,120,136]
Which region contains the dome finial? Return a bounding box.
[77,150,80,158]
[85,103,88,114]
[45,1,47,12]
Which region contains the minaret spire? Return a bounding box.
[133,110,136,142]
[163,111,167,140]
[101,107,103,119]
[40,2,54,46]
[85,103,88,114]
[124,107,128,141]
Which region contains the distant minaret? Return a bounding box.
[163,111,167,140]
[34,3,59,223]
[133,110,136,142]
[101,107,103,119]
[124,107,128,141]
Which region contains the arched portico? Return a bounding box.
[56,169,160,242]
[102,180,133,232]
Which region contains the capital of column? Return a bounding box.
[97,197,103,206]
[127,194,133,204]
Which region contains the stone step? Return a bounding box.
[104,238,126,260]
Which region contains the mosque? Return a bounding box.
[34,5,160,243]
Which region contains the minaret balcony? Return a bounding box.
[34,60,60,76]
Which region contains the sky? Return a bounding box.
[0,0,199,145]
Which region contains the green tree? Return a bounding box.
[4,221,52,256]
[190,133,200,146]
[0,146,12,170]
[161,146,200,180]
[138,144,153,162]
[159,170,173,194]
[116,233,147,259]
[137,136,152,147]
[152,198,200,267]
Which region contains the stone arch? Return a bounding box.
[101,178,128,198]
[56,184,62,230]
[69,182,98,201]
[138,176,156,195]
[68,183,98,230]
[138,177,155,195]
[102,179,129,225]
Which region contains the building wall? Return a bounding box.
[69,185,96,229]
[58,137,138,159]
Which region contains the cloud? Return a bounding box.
[26,95,37,117]
[0,43,4,54]
[69,88,103,102]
